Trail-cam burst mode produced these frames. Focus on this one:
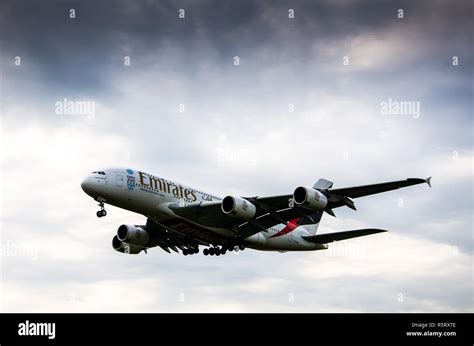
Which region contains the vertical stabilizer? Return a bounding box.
[298,211,323,235]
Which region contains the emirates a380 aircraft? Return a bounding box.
[80,168,431,256]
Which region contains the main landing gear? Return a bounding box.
[203,243,245,256]
[182,248,199,256]
[96,201,107,218]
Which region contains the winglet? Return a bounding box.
[425,176,432,188]
[313,178,333,190]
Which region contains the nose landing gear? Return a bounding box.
[96,201,107,218]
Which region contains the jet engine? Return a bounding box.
[117,224,150,246]
[112,235,143,254]
[293,186,328,210]
[221,196,256,220]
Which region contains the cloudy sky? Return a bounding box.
[0,0,472,312]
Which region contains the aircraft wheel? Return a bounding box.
[220,248,227,255]
[203,249,209,256]
[183,249,188,256]
[194,248,199,254]
[239,244,245,251]
[96,211,102,218]
[209,248,214,255]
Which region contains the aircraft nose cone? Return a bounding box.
[81,176,93,195]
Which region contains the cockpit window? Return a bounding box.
[91,171,106,175]
[91,171,97,174]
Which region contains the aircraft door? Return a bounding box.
[116,174,125,187]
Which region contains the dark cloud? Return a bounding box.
[1,0,472,95]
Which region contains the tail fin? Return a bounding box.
[298,211,323,235]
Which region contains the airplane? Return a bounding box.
[80,168,431,256]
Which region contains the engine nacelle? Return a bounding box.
[112,236,143,254]
[117,224,150,246]
[293,186,328,211]
[221,196,256,220]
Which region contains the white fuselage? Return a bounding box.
[81,168,326,251]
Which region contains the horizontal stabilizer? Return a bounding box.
[302,228,387,243]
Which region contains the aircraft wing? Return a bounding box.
[168,177,430,239]
[328,177,431,199]
[240,177,431,211]
[323,177,431,210]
